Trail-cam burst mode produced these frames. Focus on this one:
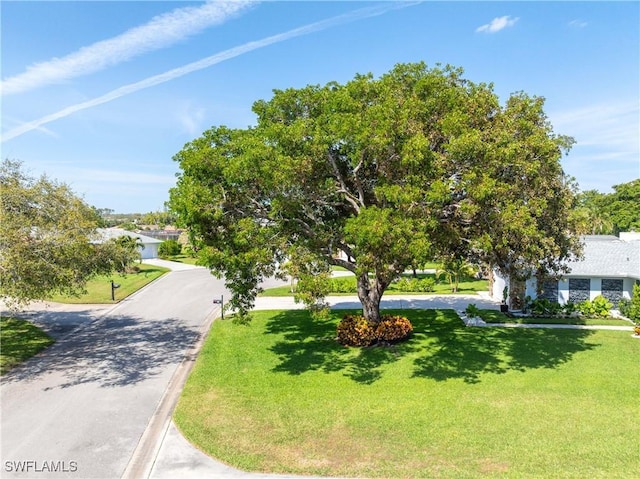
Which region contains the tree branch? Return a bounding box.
[328,151,361,213]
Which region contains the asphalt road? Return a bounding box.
[1,265,236,479]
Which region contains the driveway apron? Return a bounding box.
[1,267,225,479]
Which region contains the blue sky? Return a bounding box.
[2,1,638,213]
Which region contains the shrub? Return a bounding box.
[395,278,414,292]
[530,298,562,316]
[394,277,435,292]
[465,303,480,317]
[417,278,436,292]
[577,299,595,317]
[336,314,377,347]
[619,284,640,322]
[376,315,413,342]
[337,314,413,346]
[562,301,578,315]
[182,244,198,258]
[294,273,331,311]
[330,278,357,293]
[592,295,613,317]
[618,298,632,318]
[578,295,612,318]
[158,239,181,257]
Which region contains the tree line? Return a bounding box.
[94,209,178,230]
[573,180,640,235]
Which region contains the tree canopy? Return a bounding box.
[0,160,127,308]
[600,180,640,234]
[169,62,581,321]
[572,179,640,235]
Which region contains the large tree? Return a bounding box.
[169,62,581,322]
[0,160,120,308]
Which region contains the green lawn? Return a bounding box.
[0,317,55,375]
[164,254,200,265]
[48,263,169,304]
[261,273,487,297]
[175,309,639,478]
[421,261,443,270]
[478,309,633,327]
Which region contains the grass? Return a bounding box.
[1,317,55,375]
[48,263,169,304]
[175,308,639,478]
[478,309,633,327]
[261,273,488,297]
[164,254,200,265]
[421,261,443,270]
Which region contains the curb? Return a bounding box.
[121,305,222,479]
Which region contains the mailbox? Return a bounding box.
[111,280,120,301]
[213,295,224,320]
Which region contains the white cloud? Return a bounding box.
[569,19,588,29]
[178,103,207,137]
[1,1,420,143]
[1,0,257,95]
[549,102,639,152]
[551,102,640,190]
[476,15,519,34]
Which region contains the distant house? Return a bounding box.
[96,228,163,259]
[136,228,183,241]
[493,232,640,308]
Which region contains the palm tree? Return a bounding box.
[115,235,143,255]
[436,257,477,293]
[112,235,144,271]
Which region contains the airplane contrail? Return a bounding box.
[1,2,420,143]
[1,0,257,95]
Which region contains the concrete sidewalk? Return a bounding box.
[149,421,347,479]
[252,292,500,311]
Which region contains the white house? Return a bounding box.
[96,228,163,259]
[493,233,640,308]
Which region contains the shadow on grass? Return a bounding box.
[413,313,598,383]
[2,313,199,389]
[265,309,413,384]
[0,318,55,375]
[265,309,598,384]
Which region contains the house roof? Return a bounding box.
[96,228,164,244]
[565,235,640,279]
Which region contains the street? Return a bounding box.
[1,266,227,478]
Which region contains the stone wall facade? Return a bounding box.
[569,278,591,303]
[601,278,624,306]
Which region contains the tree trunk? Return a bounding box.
[356,272,383,323]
